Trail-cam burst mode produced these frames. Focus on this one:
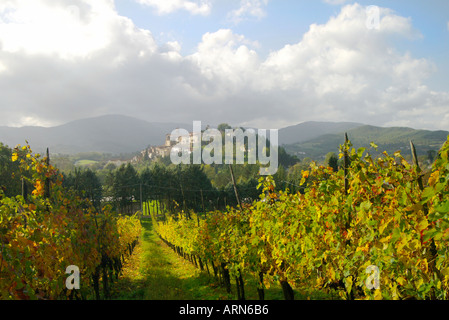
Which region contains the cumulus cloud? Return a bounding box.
[0,0,157,59]
[135,0,211,16]
[227,0,269,24]
[0,1,448,131]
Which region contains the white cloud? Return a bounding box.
[227,0,269,24]
[136,0,211,16]
[0,0,157,60]
[323,0,351,5]
[187,29,260,95]
[0,2,448,131]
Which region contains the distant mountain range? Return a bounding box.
[0,115,190,155]
[278,121,364,145]
[0,115,447,160]
[281,122,448,160]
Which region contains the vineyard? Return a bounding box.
[0,144,142,300]
[153,136,449,300]
[1,135,449,300]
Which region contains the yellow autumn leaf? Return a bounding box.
[32,179,44,196]
[346,229,353,239]
[374,289,382,300]
[417,218,429,232]
[397,277,406,286]
[380,235,392,243]
[440,267,449,277]
[428,170,439,186]
[415,278,423,290]
[379,218,392,235]
[419,259,428,273]
[356,243,369,253]
[328,266,336,281]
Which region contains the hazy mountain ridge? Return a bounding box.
[0,115,190,155]
[283,124,449,160]
[0,115,447,159]
[278,121,364,145]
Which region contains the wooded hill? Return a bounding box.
[281,123,448,161]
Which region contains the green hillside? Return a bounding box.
[283,125,449,161]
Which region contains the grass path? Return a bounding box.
[111,220,232,300]
[111,219,331,300]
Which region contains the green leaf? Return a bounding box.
[344,276,353,295]
[423,228,438,243]
[357,148,366,158]
[421,187,436,202]
[360,201,372,212]
[435,200,449,214]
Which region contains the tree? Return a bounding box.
[139,166,157,210]
[104,162,117,171]
[428,150,437,164]
[325,152,339,172]
[62,168,102,209]
[217,123,232,132]
[108,163,139,214]
[278,147,300,168]
[0,143,24,197]
[274,164,287,191]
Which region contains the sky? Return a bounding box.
[0,0,448,131]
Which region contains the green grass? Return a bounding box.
[111,220,234,300]
[111,219,339,300]
[74,159,99,167]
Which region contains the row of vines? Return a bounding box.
[0,144,142,300]
[154,136,449,300]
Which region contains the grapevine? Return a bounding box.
[154,136,449,300]
[0,144,142,300]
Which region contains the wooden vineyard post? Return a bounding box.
[235,269,245,300]
[343,133,349,195]
[221,262,232,294]
[280,280,294,300]
[410,141,424,192]
[21,177,29,228]
[140,183,143,214]
[229,164,243,211]
[257,272,265,300]
[22,177,28,200]
[180,183,189,218]
[200,189,205,213]
[44,148,51,199]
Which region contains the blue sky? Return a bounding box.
[0,0,448,130]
